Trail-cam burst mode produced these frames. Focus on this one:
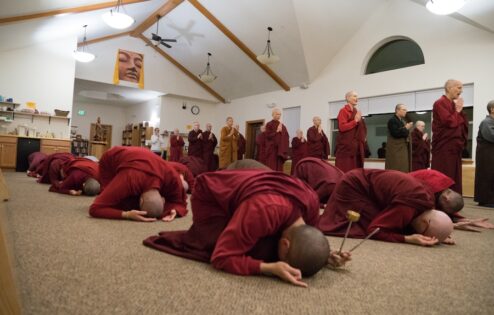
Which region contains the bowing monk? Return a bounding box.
[236,125,246,160]
[226,159,270,170]
[169,128,185,162]
[202,123,218,171]
[144,170,350,287]
[37,152,74,184]
[292,157,343,205]
[411,121,431,171]
[290,129,308,175]
[179,156,207,177]
[188,122,203,159]
[166,161,195,194]
[89,146,187,222]
[255,125,266,164]
[431,79,468,194]
[49,157,100,196]
[27,152,47,177]
[264,108,289,171]
[218,117,239,169]
[385,104,413,172]
[307,116,330,160]
[318,169,454,246]
[335,91,367,172]
[475,101,494,207]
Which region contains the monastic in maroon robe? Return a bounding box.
[179,156,207,177]
[290,137,308,175]
[143,170,319,275]
[37,152,74,184]
[27,152,47,177]
[411,128,430,171]
[89,146,187,220]
[318,169,434,242]
[264,120,289,171]
[335,104,367,173]
[307,126,330,160]
[293,157,344,205]
[188,129,203,158]
[202,130,218,171]
[431,95,468,194]
[169,135,185,162]
[237,133,246,160]
[49,158,99,194]
[166,161,195,194]
[475,116,494,205]
[255,132,266,164]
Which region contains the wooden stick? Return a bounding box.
[338,221,353,253]
[348,228,380,253]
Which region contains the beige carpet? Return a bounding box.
[2,171,494,315]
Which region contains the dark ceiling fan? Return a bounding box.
[147,15,176,48]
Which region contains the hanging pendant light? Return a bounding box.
[426,0,466,15]
[102,0,135,29]
[257,27,280,65]
[198,53,217,83]
[74,25,95,63]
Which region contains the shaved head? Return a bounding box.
[444,79,463,100]
[345,91,358,106]
[226,159,270,170]
[140,189,164,218]
[285,225,330,277]
[272,108,282,120]
[438,189,464,214]
[412,210,453,243]
[83,178,100,196]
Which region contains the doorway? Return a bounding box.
[245,119,265,159]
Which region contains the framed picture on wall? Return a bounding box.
[113,49,144,89]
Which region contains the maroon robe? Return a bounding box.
[188,129,203,158]
[89,146,187,220]
[293,157,344,205]
[411,128,431,171]
[166,161,195,194]
[179,156,208,177]
[335,104,367,173]
[307,126,330,159]
[290,137,308,175]
[431,95,468,194]
[49,158,99,195]
[37,153,74,184]
[202,131,218,171]
[27,152,47,177]
[255,132,266,164]
[475,116,494,205]
[264,120,289,171]
[237,133,246,160]
[318,169,435,242]
[143,170,319,276]
[169,135,185,162]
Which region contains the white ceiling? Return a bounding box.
[1,0,493,101]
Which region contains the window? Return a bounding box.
[365,39,424,74]
[283,106,301,147]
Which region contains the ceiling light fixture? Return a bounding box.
[426,0,466,15]
[257,26,280,65]
[102,0,135,29]
[198,52,217,83]
[74,25,95,63]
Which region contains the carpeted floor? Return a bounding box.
[2,171,494,315]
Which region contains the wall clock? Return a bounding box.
[191,105,200,115]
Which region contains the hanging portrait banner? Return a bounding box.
[113,49,144,89]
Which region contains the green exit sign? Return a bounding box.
[77,110,86,116]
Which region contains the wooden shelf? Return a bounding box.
[0,110,70,125]
[0,101,20,108]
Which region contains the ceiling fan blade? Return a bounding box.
[161,42,172,49]
[161,39,177,42]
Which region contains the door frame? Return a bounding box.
[245,119,265,159]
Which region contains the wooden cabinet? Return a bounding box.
[0,136,17,168]
[40,139,71,155]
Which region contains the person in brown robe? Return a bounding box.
[236,124,246,160]
[226,159,270,170]
[264,108,289,171]
[255,125,266,165]
[335,91,367,173]
[411,121,431,171]
[27,152,47,177]
[218,117,238,169]
[179,156,208,177]
[307,116,330,160]
[290,129,308,175]
[188,122,203,159]
[144,170,350,287]
[385,104,413,172]
[169,128,185,162]
[202,123,218,171]
[431,79,468,194]
[475,100,494,207]
[37,152,74,184]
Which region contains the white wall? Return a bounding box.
[125,98,161,128]
[217,0,494,160]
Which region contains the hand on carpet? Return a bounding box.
[162,209,177,222]
[404,234,439,246]
[69,190,82,196]
[261,262,307,288]
[123,210,157,222]
[454,218,493,231]
[442,236,455,245]
[328,251,351,268]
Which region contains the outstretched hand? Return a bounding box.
[404,234,439,246]
[162,209,177,222]
[456,218,494,230]
[260,262,307,288]
[69,190,82,196]
[122,210,157,222]
[328,251,352,268]
[442,235,456,245]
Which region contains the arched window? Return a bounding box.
[365,39,424,74]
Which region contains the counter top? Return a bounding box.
[0,134,71,141]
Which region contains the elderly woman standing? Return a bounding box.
[219,117,239,169]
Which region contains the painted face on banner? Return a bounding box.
[118,49,143,83]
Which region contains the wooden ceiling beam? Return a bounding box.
[138,34,225,103]
[130,0,184,37]
[0,0,148,25]
[188,0,290,91]
[78,30,132,47]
